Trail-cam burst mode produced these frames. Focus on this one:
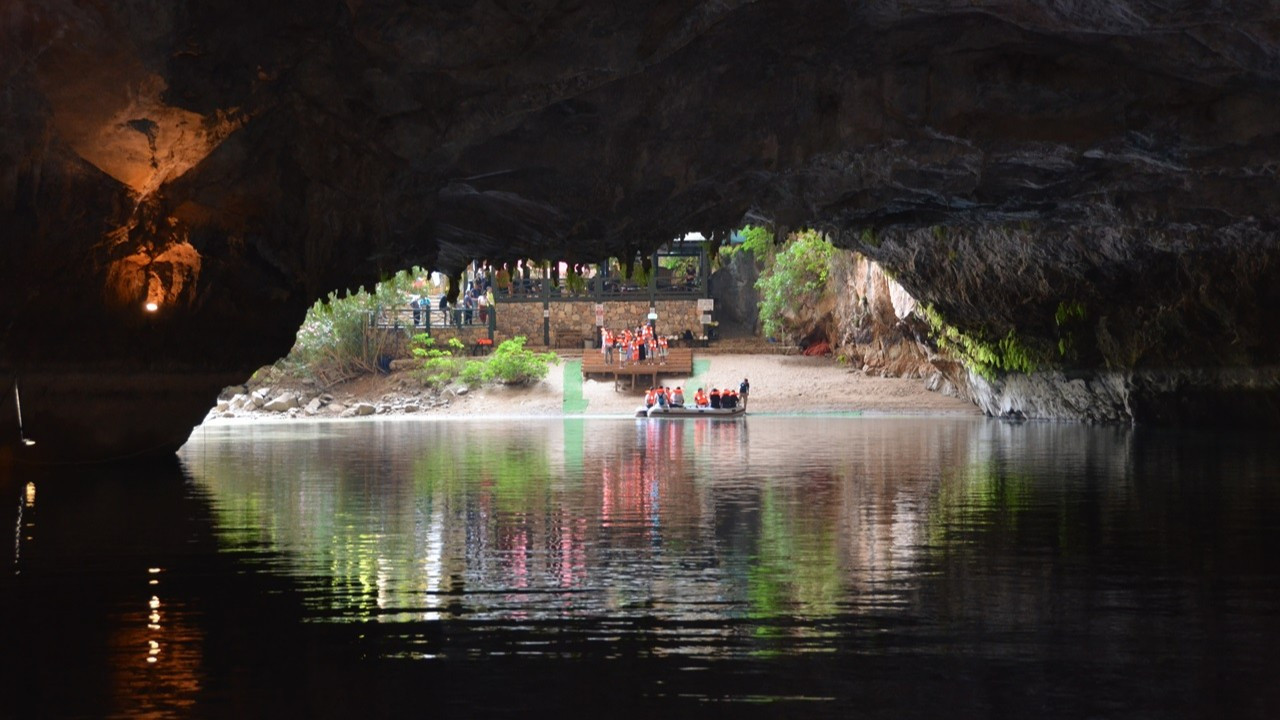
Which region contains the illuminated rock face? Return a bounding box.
[3,1,1280,460]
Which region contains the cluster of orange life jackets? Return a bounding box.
[602,326,666,362]
[644,386,685,407]
[646,386,740,409]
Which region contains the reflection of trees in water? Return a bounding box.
[186,419,1167,637]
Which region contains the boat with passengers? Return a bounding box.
[634,404,746,419]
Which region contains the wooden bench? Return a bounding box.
[555,327,587,348]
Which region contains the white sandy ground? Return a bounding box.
[387,352,980,418]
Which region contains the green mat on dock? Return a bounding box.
[686,358,712,391]
[562,360,588,413]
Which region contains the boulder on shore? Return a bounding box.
[264,393,299,412]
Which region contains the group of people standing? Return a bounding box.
[644,378,750,410]
[408,285,494,328]
[601,325,668,365]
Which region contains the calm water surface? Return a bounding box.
[2,416,1278,718]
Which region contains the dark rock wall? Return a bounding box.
[4,1,1280,459]
[856,224,1280,421]
[709,251,761,332]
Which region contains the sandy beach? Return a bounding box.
[205,332,980,423]
[289,350,980,420]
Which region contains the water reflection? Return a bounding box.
[178,418,1163,659]
[5,417,1278,717]
[0,462,211,718]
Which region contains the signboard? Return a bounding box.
[594,303,605,326]
[543,309,550,318]
[701,313,712,324]
[697,298,715,312]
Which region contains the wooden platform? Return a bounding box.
[581,347,694,390]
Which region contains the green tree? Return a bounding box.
[719,224,776,267]
[739,224,776,264]
[755,230,837,341]
[286,267,426,382]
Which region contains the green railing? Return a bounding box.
[368,306,496,339]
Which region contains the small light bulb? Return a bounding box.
[144,302,159,312]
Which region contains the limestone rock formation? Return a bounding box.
[831,253,936,380]
[4,1,1280,460]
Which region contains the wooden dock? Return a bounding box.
[581,347,694,390]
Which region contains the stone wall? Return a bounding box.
[492,299,704,348]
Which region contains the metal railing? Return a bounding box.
[368,306,496,337]
[494,277,704,302]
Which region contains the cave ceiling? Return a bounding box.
[3,1,1280,450]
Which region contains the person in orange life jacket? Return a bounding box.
[671,387,685,407]
[709,388,721,409]
[721,389,737,409]
[694,388,708,407]
[644,387,657,408]
[656,387,669,408]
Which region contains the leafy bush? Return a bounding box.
[412,335,466,388]
[718,224,775,266]
[481,336,559,385]
[285,267,426,383]
[410,334,557,388]
[756,229,837,341]
[459,360,487,386]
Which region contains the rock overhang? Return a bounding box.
[4,1,1280,460]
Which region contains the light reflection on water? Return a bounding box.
[180,417,1280,672]
[182,418,982,640]
[3,415,1279,717]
